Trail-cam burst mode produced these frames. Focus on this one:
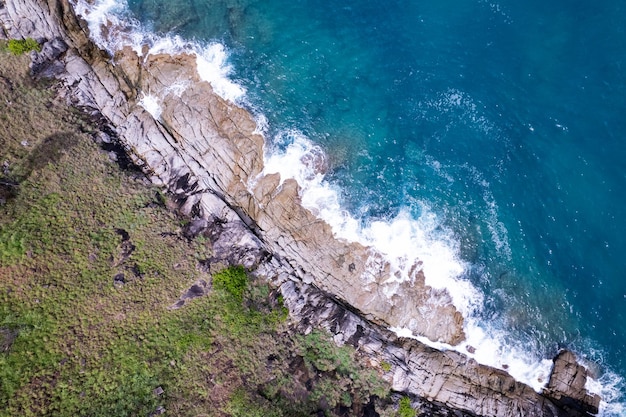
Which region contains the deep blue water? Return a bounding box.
[122,0,626,409]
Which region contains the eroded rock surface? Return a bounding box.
[0,0,601,415]
[278,277,602,417]
[543,351,601,416]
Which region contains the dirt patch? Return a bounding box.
[0,326,17,352]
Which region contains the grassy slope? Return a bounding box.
[0,45,391,417]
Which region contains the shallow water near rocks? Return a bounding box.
[93,0,626,412]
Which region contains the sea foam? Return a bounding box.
[73,0,245,104]
[261,127,625,414]
[264,130,479,315]
[70,0,623,412]
[262,130,556,391]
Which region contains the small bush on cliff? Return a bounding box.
[398,396,416,417]
[6,38,41,55]
[213,265,248,301]
[298,330,355,375]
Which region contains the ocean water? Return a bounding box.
[78,0,626,413]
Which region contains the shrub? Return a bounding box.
[212,265,248,301]
[398,396,416,417]
[298,331,355,375]
[0,228,25,264]
[7,38,41,55]
[225,389,284,417]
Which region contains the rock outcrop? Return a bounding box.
[543,351,601,416]
[109,45,466,346]
[278,278,601,416]
[0,0,601,415]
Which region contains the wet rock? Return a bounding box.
[543,350,601,416]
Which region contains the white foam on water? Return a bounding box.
[264,130,481,314]
[266,133,626,414]
[143,36,246,102]
[253,113,270,136]
[137,92,162,120]
[72,0,245,103]
[462,321,552,391]
[73,0,140,52]
[420,88,496,136]
[195,43,246,103]
[164,80,191,98]
[465,164,512,259]
[582,360,626,417]
[263,131,579,394]
[391,319,553,392]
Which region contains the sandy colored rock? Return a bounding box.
[103,41,468,345]
[543,350,601,416]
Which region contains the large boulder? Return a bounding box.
[543,350,601,416]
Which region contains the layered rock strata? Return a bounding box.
[0,0,601,415]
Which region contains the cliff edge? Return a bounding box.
[0,0,601,415]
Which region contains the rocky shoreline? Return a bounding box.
[0,0,602,415]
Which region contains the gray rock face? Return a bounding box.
[279,278,601,417]
[108,45,467,345]
[0,1,601,415]
[543,351,601,416]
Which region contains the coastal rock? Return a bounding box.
[279,278,576,417]
[111,41,467,345]
[543,350,601,416]
[0,1,602,415]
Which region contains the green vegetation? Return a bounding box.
[0,117,215,415]
[293,330,390,410]
[5,38,41,55]
[0,47,395,416]
[298,330,354,374]
[213,265,248,301]
[0,229,25,263]
[398,396,417,417]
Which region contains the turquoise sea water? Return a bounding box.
[106,0,626,411]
